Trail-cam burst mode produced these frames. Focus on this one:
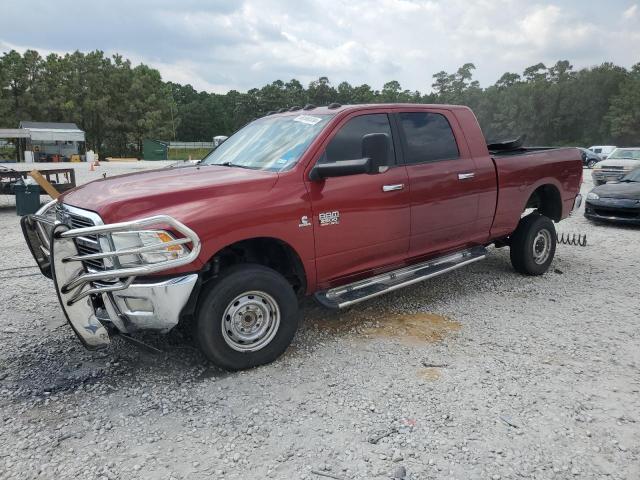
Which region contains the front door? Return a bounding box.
[305,112,410,287]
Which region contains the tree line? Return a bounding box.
[1,49,639,157]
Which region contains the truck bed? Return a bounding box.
[489,146,583,238]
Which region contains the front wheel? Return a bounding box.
[587,159,598,169]
[509,213,556,276]
[196,264,299,370]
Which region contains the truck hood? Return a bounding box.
[597,159,640,169]
[593,181,640,200]
[60,165,278,223]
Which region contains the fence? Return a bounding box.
[168,142,214,149]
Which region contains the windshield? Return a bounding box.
[608,148,640,160]
[201,114,334,171]
[622,169,640,182]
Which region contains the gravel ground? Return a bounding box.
[0,163,638,480]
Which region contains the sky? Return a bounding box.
[1,0,639,94]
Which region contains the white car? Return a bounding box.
[588,145,617,159]
[591,147,640,186]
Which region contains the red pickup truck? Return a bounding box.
[22,104,583,370]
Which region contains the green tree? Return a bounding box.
[0,49,636,154]
[381,80,402,102]
[307,76,336,105]
[607,63,640,144]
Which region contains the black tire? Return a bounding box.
[587,159,598,169]
[196,264,299,370]
[509,213,556,276]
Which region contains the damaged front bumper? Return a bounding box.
[21,201,201,349]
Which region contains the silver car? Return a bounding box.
[592,148,640,186]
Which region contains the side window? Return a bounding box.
[398,112,459,164]
[324,114,395,164]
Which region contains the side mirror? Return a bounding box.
[308,132,391,181]
[362,133,390,172]
[309,158,372,181]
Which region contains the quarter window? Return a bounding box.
[398,112,459,164]
[323,114,395,165]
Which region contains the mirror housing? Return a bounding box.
[362,133,390,172]
[309,158,372,181]
[309,132,391,181]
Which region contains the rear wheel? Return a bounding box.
[587,159,598,168]
[509,213,556,276]
[196,264,299,370]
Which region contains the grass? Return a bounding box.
[167,148,212,160]
[0,146,16,161]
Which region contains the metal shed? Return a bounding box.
[21,121,85,162]
[143,139,169,160]
[0,129,30,139]
[0,122,86,162]
[20,121,85,142]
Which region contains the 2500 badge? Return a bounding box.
[319,211,340,226]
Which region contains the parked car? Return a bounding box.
[21,104,583,370]
[585,168,640,224]
[591,148,640,186]
[578,147,602,168]
[588,145,617,159]
[213,135,228,148]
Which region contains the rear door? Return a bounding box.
[395,108,484,258]
[305,112,410,287]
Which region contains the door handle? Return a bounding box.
[457,172,475,180]
[382,184,404,192]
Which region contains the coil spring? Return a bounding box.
[556,232,587,246]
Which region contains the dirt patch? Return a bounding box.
[361,312,461,345]
[309,308,461,345]
[417,367,442,381]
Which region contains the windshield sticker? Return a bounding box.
[293,115,322,125]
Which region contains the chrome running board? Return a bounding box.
[315,246,487,309]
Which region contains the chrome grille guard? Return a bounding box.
[21,203,201,350]
[24,204,201,306]
[54,215,201,303]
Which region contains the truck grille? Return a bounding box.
[56,205,106,272]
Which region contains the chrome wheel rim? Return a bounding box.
[532,229,552,265]
[221,291,280,352]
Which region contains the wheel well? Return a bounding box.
[524,184,562,221]
[205,238,306,297]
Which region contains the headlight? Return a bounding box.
[587,192,599,201]
[99,230,189,268]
